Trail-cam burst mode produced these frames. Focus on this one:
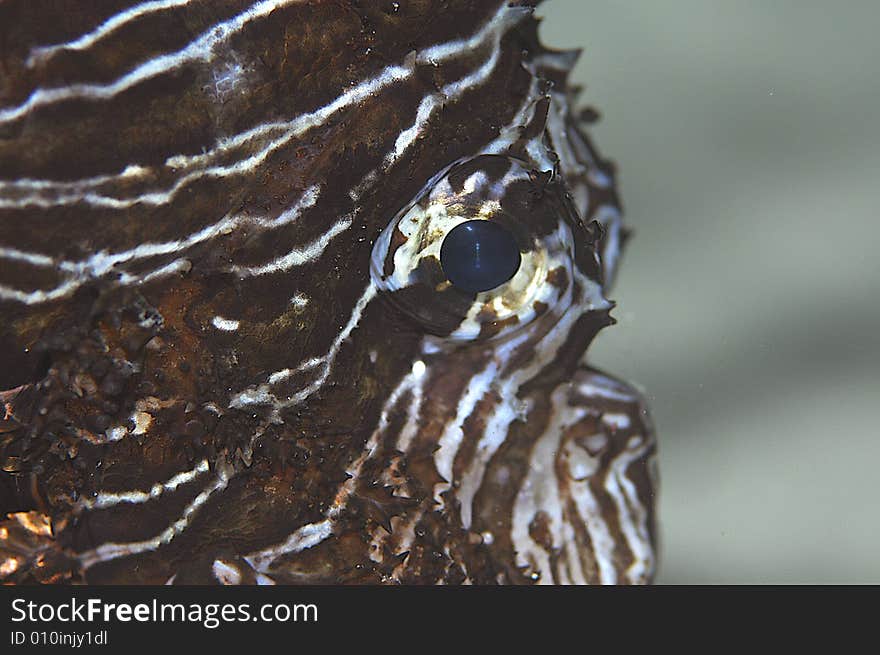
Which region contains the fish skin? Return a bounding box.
[0,0,656,585]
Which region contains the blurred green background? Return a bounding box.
[542,1,880,583]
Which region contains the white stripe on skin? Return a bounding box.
[212,558,243,585]
[229,283,377,412]
[383,5,525,168]
[78,461,234,569]
[78,459,210,511]
[603,435,655,583]
[0,186,319,305]
[455,269,588,528]
[243,362,429,573]
[510,384,617,585]
[244,519,334,573]
[1,1,520,211]
[530,50,580,72]
[542,89,624,285]
[432,360,499,501]
[0,5,526,305]
[1,0,306,124]
[228,214,353,277]
[27,0,196,66]
[212,316,240,331]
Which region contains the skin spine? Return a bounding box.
[0,0,656,584]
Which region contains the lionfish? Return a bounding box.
[0,0,656,584]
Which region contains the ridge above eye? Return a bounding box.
[440,220,521,294]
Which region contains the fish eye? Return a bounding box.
[370,154,575,341]
[439,220,521,294]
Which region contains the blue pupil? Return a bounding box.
[440,220,521,294]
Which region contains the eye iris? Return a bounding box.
[440,220,521,293]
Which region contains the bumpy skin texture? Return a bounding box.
[0,0,656,584]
